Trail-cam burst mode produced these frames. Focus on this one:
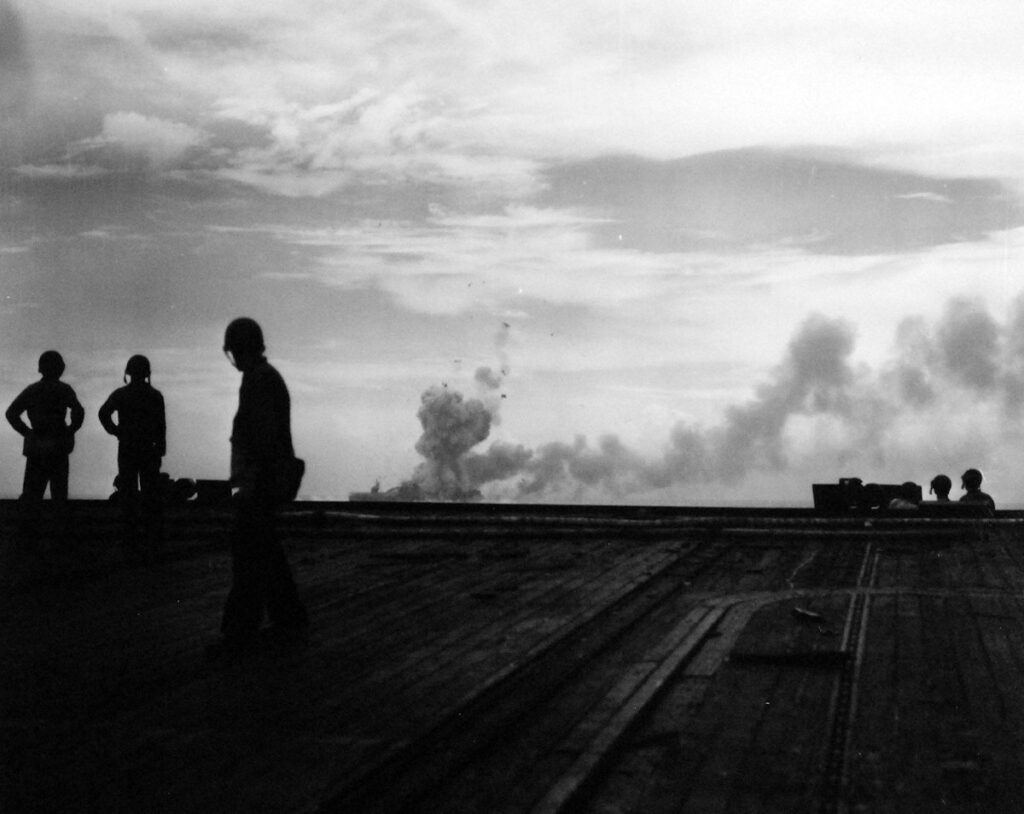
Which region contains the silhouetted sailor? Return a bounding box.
[5,351,85,522]
[959,468,995,513]
[98,355,166,559]
[929,474,952,502]
[208,317,308,659]
[888,481,921,510]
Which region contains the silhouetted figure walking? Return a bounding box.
[208,318,308,659]
[929,474,952,502]
[959,468,995,514]
[99,355,166,560]
[5,351,85,534]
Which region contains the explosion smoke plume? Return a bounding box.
[390,294,1024,503]
[404,385,492,500]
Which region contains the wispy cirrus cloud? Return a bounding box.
[13,112,207,179]
[542,151,1024,256]
[252,205,685,315]
[15,1,1024,192]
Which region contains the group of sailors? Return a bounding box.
[5,350,163,543]
[4,318,309,660]
[886,468,996,513]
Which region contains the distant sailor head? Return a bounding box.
[223,317,266,372]
[37,350,65,379]
[929,474,952,501]
[961,468,984,492]
[124,354,151,384]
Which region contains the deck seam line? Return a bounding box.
[530,604,726,814]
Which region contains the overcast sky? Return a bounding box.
[4,1,1024,505]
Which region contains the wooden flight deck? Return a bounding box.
[3,500,1024,812]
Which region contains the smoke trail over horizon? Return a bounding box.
[384,293,1024,503]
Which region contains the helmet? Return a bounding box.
[125,354,151,382]
[899,481,919,500]
[38,350,65,378]
[223,317,265,355]
[962,468,983,490]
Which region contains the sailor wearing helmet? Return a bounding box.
[99,354,167,556]
[5,350,85,517]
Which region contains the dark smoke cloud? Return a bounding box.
[474,367,503,390]
[390,314,864,500]
[387,322,515,500]
[888,296,1024,414]
[886,317,938,407]
[509,435,651,500]
[472,323,511,425]
[711,315,857,480]
[473,365,505,423]
[937,298,1000,390]
[462,440,532,486]
[403,385,492,500]
[382,293,1024,502]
